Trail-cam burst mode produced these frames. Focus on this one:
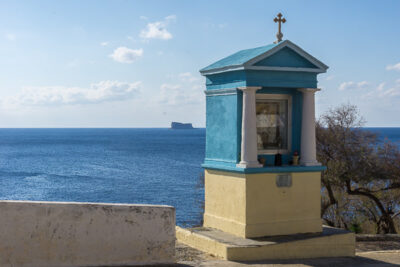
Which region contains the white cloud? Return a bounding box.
[127,36,135,42]
[156,72,204,106]
[165,15,176,21]
[158,84,182,106]
[338,82,353,91]
[139,16,148,20]
[338,81,369,91]
[380,87,400,97]
[357,81,369,87]
[109,47,143,63]
[362,80,400,100]
[4,81,141,107]
[178,72,200,83]
[140,15,176,40]
[100,41,109,46]
[5,33,16,41]
[386,63,400,71]
[157,83,202,106]
[377,82,385,91]
[140,22,172,40]
[325,75,334,81]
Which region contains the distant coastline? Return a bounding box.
[171,122,194,129]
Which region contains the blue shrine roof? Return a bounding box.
[201,43,279,72]
[200,40,328,76]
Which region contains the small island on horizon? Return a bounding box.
[171,122,194,129]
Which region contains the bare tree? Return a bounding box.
[317,104,400,233]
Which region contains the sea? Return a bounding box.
[0,127,398,227]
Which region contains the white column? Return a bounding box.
[298,88,321,166]
[237,86,262,168]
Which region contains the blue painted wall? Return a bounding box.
[254,47,318,68]
[205,71,247,90]
[204,94,240,167]
[204,87,302,167]
[202,43,324,170]
[206,70,317,90]
[245,70,317,88]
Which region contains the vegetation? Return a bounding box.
[317,104,400,234]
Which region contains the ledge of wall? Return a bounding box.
[202,162,326,173]
[0,200,175,267]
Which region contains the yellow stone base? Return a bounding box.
[176,226,355,261]
[204,213,322,239]
[204,169,322,238]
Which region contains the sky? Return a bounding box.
[0,0,399,127]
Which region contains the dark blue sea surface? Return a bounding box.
[364,127,400,143]
[0,128,205,227]
[0,127,398,227]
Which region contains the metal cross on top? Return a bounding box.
[274,13,286,43]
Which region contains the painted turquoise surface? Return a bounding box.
[254,47,318,68]
[205,70,318,90]
[201,43,278,72]
[201,40,326,171]
[202,163,326,174]
[205,94,239,166]
[245,70,317,88]
[204,87,302,168]
[205,71,247,90]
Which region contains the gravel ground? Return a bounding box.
[356,241,400,252]
[174,240,400,267]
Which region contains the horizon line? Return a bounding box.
[0,126,397,129]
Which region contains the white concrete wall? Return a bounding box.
[0,200,175,267]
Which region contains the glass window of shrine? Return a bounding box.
[256,94,292,154]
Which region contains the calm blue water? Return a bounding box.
[0,127,398,227]
[364,127,400,143]
[0,128,205,227]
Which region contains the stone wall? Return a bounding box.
[0,200,175,266]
